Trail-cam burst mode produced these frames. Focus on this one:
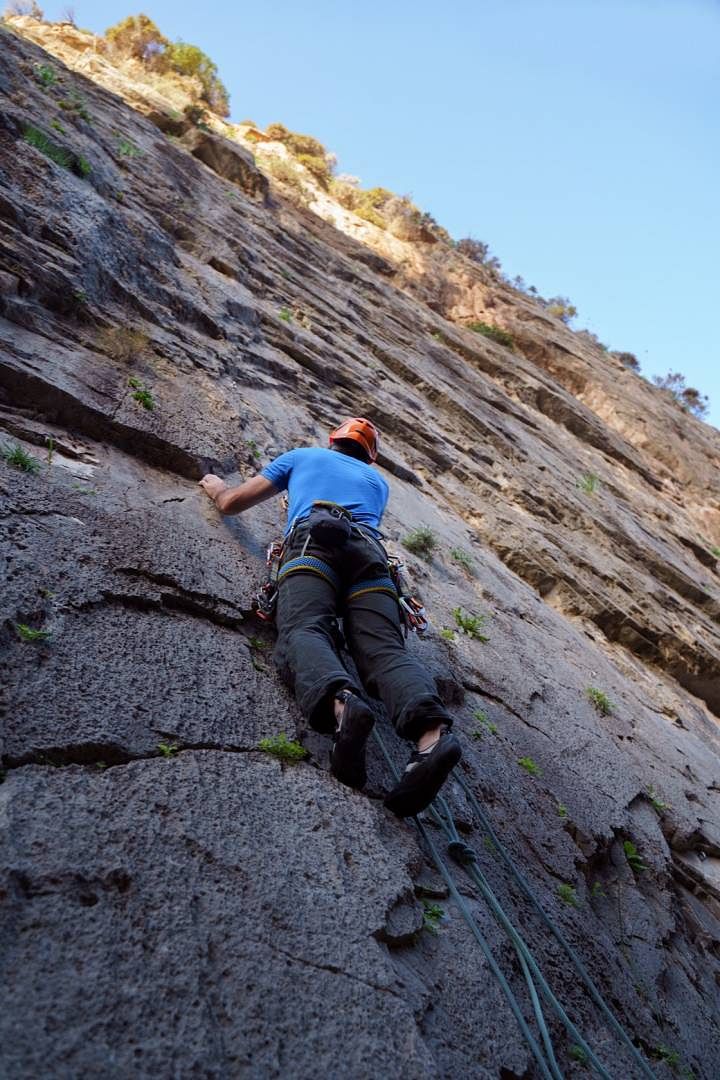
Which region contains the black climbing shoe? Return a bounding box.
[330,692,375,790]
[384,731,462,817]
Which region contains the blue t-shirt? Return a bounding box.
[261,447,389,535]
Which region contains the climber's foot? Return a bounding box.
[330,691,375,790]
[384,731,462,817]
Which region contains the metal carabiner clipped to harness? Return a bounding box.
[387,555,429,636]
[253,538,285,622]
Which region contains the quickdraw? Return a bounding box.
[253,538,284,621]
[387,555,429,635]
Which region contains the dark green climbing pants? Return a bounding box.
[274,522,453,740]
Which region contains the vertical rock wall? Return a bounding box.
[1,24,720,1079]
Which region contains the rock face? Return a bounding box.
[1,19,720,1080]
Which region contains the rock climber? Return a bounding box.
[198,417,461,816]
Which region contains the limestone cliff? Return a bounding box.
[1,17,719,1080]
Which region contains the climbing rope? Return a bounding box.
[372,727,657,1080]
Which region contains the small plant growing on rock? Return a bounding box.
[482,835,497,856]
[590,881,606,899]
[586,687,612,716]
[157,741,178,758]
[652,1046,680,1068]
[710,545,720,559]
[421,901,445,934]
[569,1045,588,1064]
[34,62,57,88]
[258,733,307,763]
[278,306,293,323]
[1,443,41,473]
[518,756,541,777]
[116,136,141,157]
[623,839,648,873]
[647,785,669,814]
[557,883,579,907]
[453,608,489,641]
[402,526,437,559]
[58,90,91,122]
[556,802,568,819]
[577,472,600,494]
[23,124,73,169]
[246,438,261,459]
[16,623,50,643]
[50,119,66,134]
[248,636,270,649]
[466,321,514,348]
[440,628,456,643]
[472,709,497,737]
[450,547,474,572]
[128,377,154,410]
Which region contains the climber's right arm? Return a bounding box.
[199,473,279,515]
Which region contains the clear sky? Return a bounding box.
[42,0,720,427]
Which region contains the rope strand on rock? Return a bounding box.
[372,727,657,1080]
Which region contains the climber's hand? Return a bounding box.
[199,474,227,502]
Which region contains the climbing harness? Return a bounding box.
[371,726,657,1080]
[254,508,429,636]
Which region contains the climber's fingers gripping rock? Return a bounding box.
[199,473,227,501]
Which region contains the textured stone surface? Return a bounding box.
[1,19,720,1080]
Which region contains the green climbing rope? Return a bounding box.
[453,773,657,1080]
[372,726,657,1080]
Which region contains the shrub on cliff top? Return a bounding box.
[104,15,230,116]
[454,237,502,273]
[164,41,229,117]
[651,371,709,419]
[265,123,334,188]
[105,14,167,61]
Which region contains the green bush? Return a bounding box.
[164,41,230,117]
[1,443,41,473]
[611,351,640,371]
[450,547,474,572]
[652,371,709,419]
[623,840,648,873]
[104,17,229,116]
[453,608,489,641]
[16,623,50,642]
[577,472,599,494]
[557,883,579,907]
[402,526,437,559]
[466,321,513,348]
[454,237,502,272]
[105,14,168,61]
[585,686,612,716]
[265,123,334,188]
[544,296,578,324]
[258,733,307,763]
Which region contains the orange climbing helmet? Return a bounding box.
[328,417,379,462]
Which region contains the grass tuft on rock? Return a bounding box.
[402,526,437,559]
[466,321,514,348]
[258,733,307,763]
[1,443,41,473]
[16,623,50,643]
[586,686,612,715]
[453,608,489,641]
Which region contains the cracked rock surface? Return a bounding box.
[1,20,720,1080]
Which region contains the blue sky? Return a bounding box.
[44,1,719,427]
